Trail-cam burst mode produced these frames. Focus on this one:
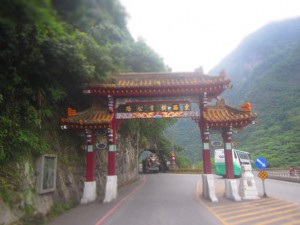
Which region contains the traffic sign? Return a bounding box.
[256,157,268,169]
[258,170,268,180]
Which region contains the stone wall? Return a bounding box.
[0,131,139,225]
[0,156,85,225]
[116,133,140,187]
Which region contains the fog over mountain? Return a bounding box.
[168,17,300,167]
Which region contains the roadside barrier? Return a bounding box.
[167,167,300,183]
[265,167,300,177]
[255,167,300,183]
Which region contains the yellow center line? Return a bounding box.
[216,201,291,216]
[196,181,229,225]
[284,219,300,225]
[196,181,300,225]
[213,200,283,214]
[230,208,300,225]
[211,198,278,210]
[225,204,296,221]
[255,212,300,225]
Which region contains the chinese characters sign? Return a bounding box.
[116,102,199,119]
[116,111,200,119]
[118,103,191,113]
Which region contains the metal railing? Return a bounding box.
[168,167,300,180]
[167,167,300,183]
[255,167,300,183]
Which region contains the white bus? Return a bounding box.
[214,149,252,177]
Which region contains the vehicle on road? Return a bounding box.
[214,148,252,177]
[139,149,169,173]
[144,153,160,173]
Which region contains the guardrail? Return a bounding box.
[167,167,300,183]
[255,167,300,183]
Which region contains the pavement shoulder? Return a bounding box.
[47,176,146,225]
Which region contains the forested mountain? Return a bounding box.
[0,0,170,164]
[1,2,299,223]
[169,17,300,167]
[0,1,179,223]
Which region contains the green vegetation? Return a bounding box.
[176,154,193,168]
[223,18,300,167]
[166,118,201,164]
[46,202,72,221]
[120,118,195,168]
[170,17,300,168]
[0,2,193,223]
[0,0,171,166]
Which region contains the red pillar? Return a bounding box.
[222,126,234,179]
[200,92,212,174]
[108,127,116,176]
[108,95,116,176]
[202,125,212,174]
[86,130,95,181]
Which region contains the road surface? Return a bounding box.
[205,175,300,225]
[256,177,300,203]
[48,174,222,225]
[48,173,300,225]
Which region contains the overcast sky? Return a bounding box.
[120,0,300,73]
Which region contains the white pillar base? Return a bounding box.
[225,179,241,201]
[103,175,118,203]
[202,174,218,202]
[239,166,260,200]
[81,181,97,204]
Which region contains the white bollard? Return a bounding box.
[202,174,218,202]
[239,165,260,200]
[103,175,118,203]
[81,181,97,204]
[225,179,241,201]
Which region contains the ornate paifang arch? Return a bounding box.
[61,71,256,203]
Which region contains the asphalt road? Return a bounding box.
[99,174,223,225]
[48,173,300,225]
[207,175,300,225]
[48,174,223,225]
[256,177,300,203]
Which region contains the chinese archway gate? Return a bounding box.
[61,70,256,203]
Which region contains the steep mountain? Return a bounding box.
[0,1,174,224]
[212,17,300,106]
[169,17,300,167]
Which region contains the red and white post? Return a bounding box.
[81,129,97,204]
[104,95,118,203]
[202,125,212,174]
[222,126,241,201]
[199,92,218,202]
[223,126,234,179]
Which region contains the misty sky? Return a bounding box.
[120,0,300,73]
